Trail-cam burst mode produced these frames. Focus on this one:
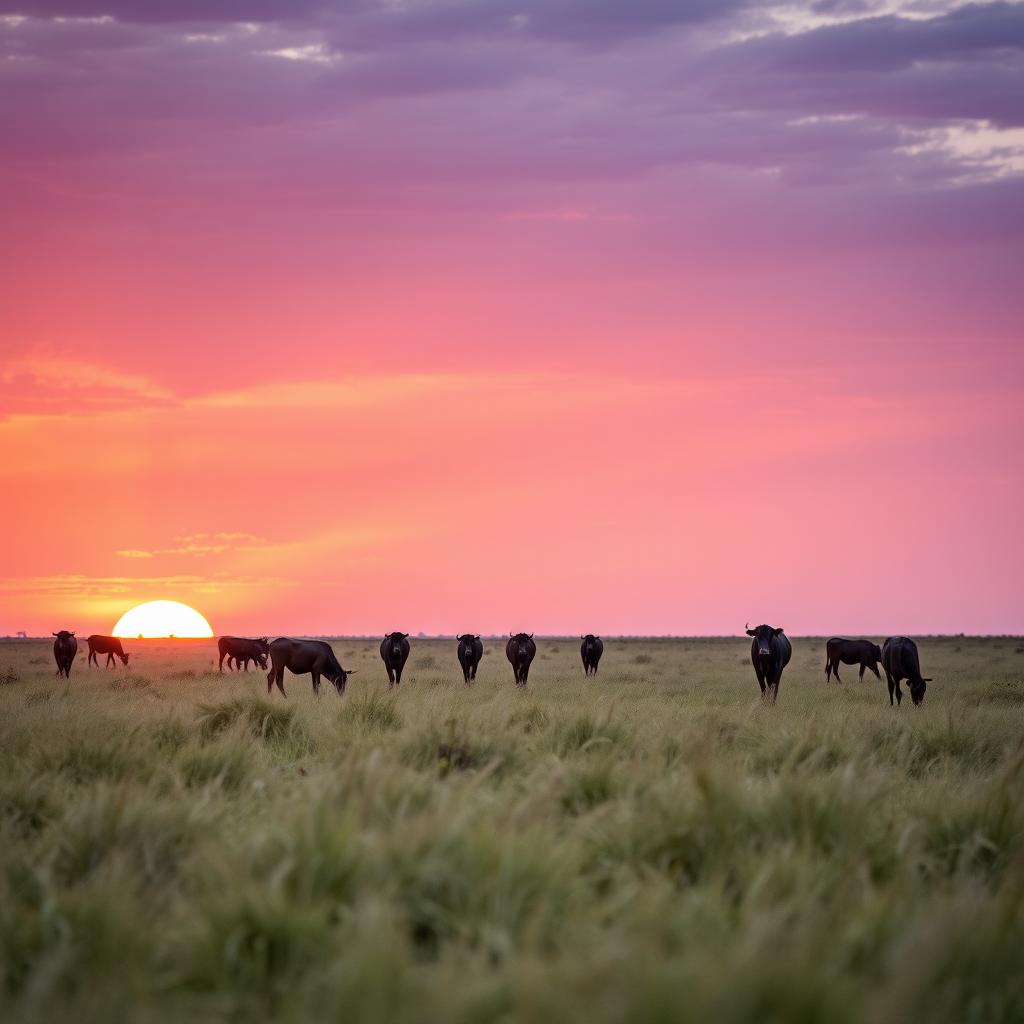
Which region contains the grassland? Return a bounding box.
[1,635,1022,1024]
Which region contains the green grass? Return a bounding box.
[0,635,1022,1023]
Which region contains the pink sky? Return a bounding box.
[1,2,1022,636]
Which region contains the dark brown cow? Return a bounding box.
[506,633,536,687]
[52,630,77,678]
[882,636,931,707]
[266,637,354,697]
[580,635,604,676]
[457,634,483,683]
[824,638,882,683]
[380,632,410,687]
[86,635,130,668]
[218,636,270,673]
[746,623,791,703]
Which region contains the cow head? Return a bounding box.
[53,630,74,640]
[257,637,270,653]
[910,677,930,706]
[386,633,407,659]
[746,623,783,662]
[256,654,269,670]
[119,652,131,665]
[330,667,355,695]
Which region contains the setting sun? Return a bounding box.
[112,600,213,639]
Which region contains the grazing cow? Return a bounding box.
[881,636,931,707]
[52,630,77,679]
[380,632,411,687]
[580,634,604,676]
[824,638,883,683]
[506,633,537,687]
[218,636,270,673]
[86,635,130,668]
[457,634,484,683]
[267,637,354,697]
[746,623,791,703]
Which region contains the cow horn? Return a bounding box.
[528,633,534,639]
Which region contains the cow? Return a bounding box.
[86,635,130,668]
[457,634,483,683]
[52,630,77,679]
[218,636,270,673]
[881,636,931,707]
[266,637,354,697]
[458,634,485,684]
[746,623,791,703]
[824,638,883,683]
[580,634,604,676]
[380,632,410,687]
[506,633,537,687]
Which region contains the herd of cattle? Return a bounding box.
[46,627,932,706]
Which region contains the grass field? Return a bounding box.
[1,635,1022,1024]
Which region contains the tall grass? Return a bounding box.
[0,636,1021,1022]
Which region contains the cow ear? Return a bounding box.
[745,629,756,636]
[774,627,785,636]
[528,633,534,639]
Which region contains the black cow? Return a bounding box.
[457,634,483,683]
[580,634,604,676]
[746,623,791,703]
[506,633,536,687]
[52,630,77,678]
[380,632,410,687]
[881,636,930,707]
[86,635,130,668]
[218,636,270,673]
[824,638,882,683]
[267,637,354,697]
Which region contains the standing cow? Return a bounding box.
[824,638,883,683]
[267,637,354,697]
[457,634,483,683]
[218,636,270,673]
[52,630,77,679]
[881,636,931,707]
[746,623,791,703]
[86,635,130,668]
[380,632,411,688]
[506,633,537,687]
[580,634,604,676]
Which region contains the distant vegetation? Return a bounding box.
[0,636,1021,1023]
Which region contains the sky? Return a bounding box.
[1,0,1022,637]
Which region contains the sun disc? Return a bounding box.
[112,600,213,639]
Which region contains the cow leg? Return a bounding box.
[859,663,866,681]
[754,665,766,697]
[269,666,286,697]
[894,679,903,706]
[885,671,895,706]
[218,651,226,672]
[311,672,320,695]
[825,657,832,683]
[833,663,841,683]
[870,663,881,679]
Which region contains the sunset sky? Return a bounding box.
[1,1,1022,636]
